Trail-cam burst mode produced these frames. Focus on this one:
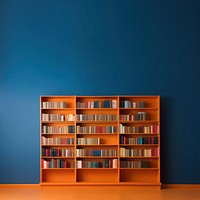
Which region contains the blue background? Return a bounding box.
[0,0,200,184]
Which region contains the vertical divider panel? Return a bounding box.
[116,95,119,184]
[74,96,77,183]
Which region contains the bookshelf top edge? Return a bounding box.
[40,95,160,98]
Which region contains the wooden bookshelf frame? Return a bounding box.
[40,96,161,188]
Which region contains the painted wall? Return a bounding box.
[0,0,200,184]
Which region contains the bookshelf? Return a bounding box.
[40,96,160,188]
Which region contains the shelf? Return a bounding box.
[76,133,117,135]
[120,144,158,147]
[41,108,75,110]
[120,120,158,124]
[117,182,161,186]
[120,133,159,135]
[42,157,75,159]
[76,144,118,147]
[41,133,75,135]
[76,156,118,159]
[120,168,159,170]
[40,182,76,186]
[120,108,158,110]
[76,168,118,170]
[42,168,75,170]
[41,121,75,123]
[42,144,74,147]
[76,108,118,110]
[120,156,159,159]
[76,121,118,124]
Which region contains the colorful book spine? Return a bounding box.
[76,159,118,168]
[120,136,158,144]
[76,100,117,108]
[120,124,159,134]
[42,114,74,121]
[76,125,117,134]
[120,160,149,168]
[120,112,149,121]
[76,114,118,121]
[42,148,74,157]
[42,102,67,109]
[42,159,74,168]
[120,101,146,108]
[42,125,75,134]
[120,147,159,157]
[77,138,100,145]
[41,137,74,145]
[76,149,118,157]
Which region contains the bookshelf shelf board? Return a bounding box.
[42,157,75,159]
[76,108,118,110]
[42,144,75,147]
[120,156,159,159]
[120,168,159,170]
[118,182,161,186]
[76,133,118,135]
[76,156,118,159]
[42,168,75,170]
[76,144,118,147]
[40,96,160,187]
[120,108,158,110]
[120,133,159,135]
[76,168,118,170]
[40,182,76,186]
[41,133,75,136]
[41,121,75,124]
[76,121,118,124]
[74,182,121,186]
[120,120,158,124]
[41,108,75,110]
[120,144,158,147]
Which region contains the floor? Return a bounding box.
[0,185,200,200]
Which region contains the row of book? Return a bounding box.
[120,136,158,145]
[42,102,67,109]
[42,159,74,168]
[120,112,150,121]
[77,159,118,168]
[41,124,158,134]
[120,147,159,157]
[76,149,118,157]
[77,138,100,145]
[41,100,156,109]
[42,114,74,121]
[42,159,152,169]
[42,125,75,134]
[76,100,117,108]
[76,114,118,121]
[120,101,146,108]
[120,160,149,168]
[42,125,67,134]
[42,148,74,157]
[42,100,153,109]
[120,124,159,134]
[76,125,117,134]
[41,137,74,145]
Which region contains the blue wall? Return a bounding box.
[0,0,200,184]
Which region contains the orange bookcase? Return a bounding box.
[40,96,161,188]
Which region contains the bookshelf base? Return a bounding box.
[40,182,161,189]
